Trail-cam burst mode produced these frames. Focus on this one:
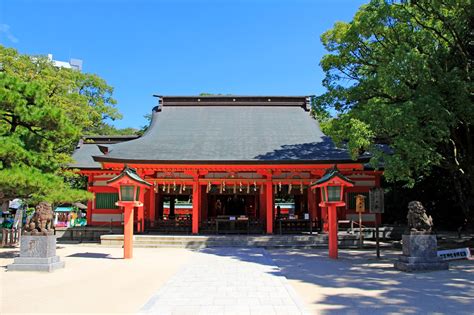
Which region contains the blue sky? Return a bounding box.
[0,0,366,129]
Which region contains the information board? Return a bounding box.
[369,188,385,213]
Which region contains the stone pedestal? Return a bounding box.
[394,234,448,272]
[7,235,65,272]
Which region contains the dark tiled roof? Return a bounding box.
[93,100,359,164]
[70,136,139,169]
[70,143,103,169]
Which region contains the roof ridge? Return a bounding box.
[151,95,314,111]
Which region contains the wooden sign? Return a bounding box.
[369,188,385,213]
[355,195,366,213]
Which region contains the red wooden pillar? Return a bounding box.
[192,181,200,234]
[86,175,94,226]
[265,180,274,234]
[123,205,134,259]
[328,205,338,259]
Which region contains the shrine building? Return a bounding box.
[71,96,382,235]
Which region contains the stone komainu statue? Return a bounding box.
[24,202,55,235]
[407,201,433,234]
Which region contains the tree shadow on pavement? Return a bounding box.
[268,249,474,314]
[198,247,474,314]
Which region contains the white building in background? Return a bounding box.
[47,53,83,71]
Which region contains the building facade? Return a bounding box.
[71,96,382,234]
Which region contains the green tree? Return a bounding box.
[315,1,473,221]
[0,46,121,203]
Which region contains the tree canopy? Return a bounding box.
[315,0,473,220]
[0,46,123,203]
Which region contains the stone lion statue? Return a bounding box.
[24,202,55,235]
[407,201,433,234]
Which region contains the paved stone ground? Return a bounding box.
[139,247,309,315]
[270,249,474,315]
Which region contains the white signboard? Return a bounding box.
[437,248,471,261]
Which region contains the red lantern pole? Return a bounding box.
[123,204,134,259]
[328,204,338,259]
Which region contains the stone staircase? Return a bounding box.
[100,234,359,249]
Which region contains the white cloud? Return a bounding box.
[0,24,19,43]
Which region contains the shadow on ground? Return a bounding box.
[199,247,474,314]
[67,252,121,260]
[0,250,19,259]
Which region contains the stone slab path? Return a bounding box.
[139,247,309,315]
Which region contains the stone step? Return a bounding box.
[134,235,324,241]
[132,238,327,243]
[133,244,206,249]
[136,239,330,243]
[101,234,359,248]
